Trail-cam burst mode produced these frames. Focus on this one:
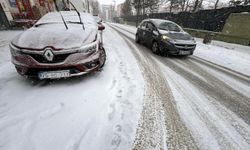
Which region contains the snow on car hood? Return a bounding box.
[159,30,193,40]
[12,24,97,50]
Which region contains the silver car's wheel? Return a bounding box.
[152,41,159,54]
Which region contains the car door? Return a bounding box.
[137,21,147,42]
[144,22,155,46]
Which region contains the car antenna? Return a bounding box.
[59,11,68,30]
[69,1,85,30]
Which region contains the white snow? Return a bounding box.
[14,12,98,49]
[110,23,250,76]
[36,11,96,26]
[154,58,250,149]
[0,25,144,150]
[194,38,250,76]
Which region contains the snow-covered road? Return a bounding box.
[108,23,250,149]
[0,29,144,150]
[111,23,250,77]
[0,22,250,150]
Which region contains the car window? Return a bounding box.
[158,22,182,32]
[140,22,147,30]
[146,22,154,31]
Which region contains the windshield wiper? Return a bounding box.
[59,11,68,30]
[69,1,85,30]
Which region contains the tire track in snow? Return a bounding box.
[156,57,250,147]
[109,23,250,122]
[159,57,250,125]
[189,56,250,82]
[0,40,8,47]
[109,23,250,149]
[109,24,198,150]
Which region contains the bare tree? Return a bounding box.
[214,0,220,9]
[180,0,187,11]
[146,0,160,13]
[132,0,159,15]
[90,0,100,15]
[121,0,132,17]
[244,0,250,4]
[229,0,244,6]
[185,0,191,12]
[192,0,203,12]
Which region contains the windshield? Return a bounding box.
[34,11,96,27]
[157,22,182,32]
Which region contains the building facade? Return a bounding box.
[101,4,111,21]
[116,3,123,17]
[0,0,56,21]
[0,0,92,29]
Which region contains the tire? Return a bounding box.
[152,41,159,54]
[135,34,140,43]
[99,48,106,68]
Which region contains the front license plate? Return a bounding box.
[179,50,190,55]
[38,70,70,79]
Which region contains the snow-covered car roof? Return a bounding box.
[35,11,97,26]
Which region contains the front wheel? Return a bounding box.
[99,48,106,68]
[135,34,140,43]
[152,41,159,54]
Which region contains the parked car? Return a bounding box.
[135,19,196,56]
[10,11,106,79]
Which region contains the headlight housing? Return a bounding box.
[191,37,196,43]
[78,43,97,54]
[162,35,169,40]
[162,35,175,43]
[10,43,22,56]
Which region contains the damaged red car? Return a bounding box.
[10,11,106,79]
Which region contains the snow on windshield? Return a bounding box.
[35,11,97,26]
[153,20,182,32]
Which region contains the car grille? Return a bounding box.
[174,44,196,51]
[24,52,75,63]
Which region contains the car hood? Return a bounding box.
[12,25,97,50]
[159,30,193,40]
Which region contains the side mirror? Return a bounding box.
[98,24,105,31]
[98,19,102,24]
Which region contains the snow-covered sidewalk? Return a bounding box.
[0,27,144,150]
[111,23,250,76]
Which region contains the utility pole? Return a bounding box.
[87,0,90,13]
[136,0,141,27]
[112,0,116,21]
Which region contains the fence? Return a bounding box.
[121,5,250,32]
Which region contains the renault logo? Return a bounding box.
[44,48,54,62]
